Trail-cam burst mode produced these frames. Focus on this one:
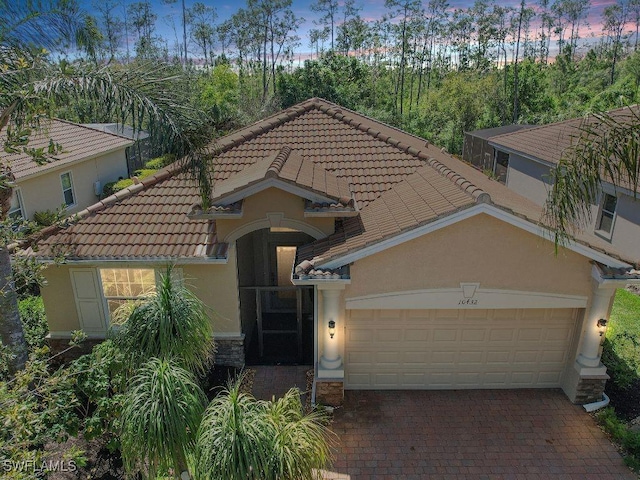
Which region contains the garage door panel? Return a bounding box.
[489,329,516,342]
[461,329,486,341]
[345,308,576,390]
[433,329,458,341]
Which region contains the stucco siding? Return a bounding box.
[43,254,241,337]
[505,153,552,207]
[16,149,128,219]
[344,213,593,300]
[216,188,335,242]
[182,256,241,334]
[41,265,82,333]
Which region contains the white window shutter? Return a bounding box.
[70,268,107,335]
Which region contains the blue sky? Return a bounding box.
[79,0,618,57]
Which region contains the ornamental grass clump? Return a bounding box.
[120,358,207,479]
[195,374,334,480]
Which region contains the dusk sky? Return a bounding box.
[79,0,624,57]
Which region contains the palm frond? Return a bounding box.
[543,107,640,248]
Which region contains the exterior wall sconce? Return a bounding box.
[328,320,336,339]
[597,318,608,336]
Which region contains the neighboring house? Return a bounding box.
[83,123,151,173]
[23,99,640,407]
[465,107,640,263]
[462,124,534,182]
[5,119,132,221]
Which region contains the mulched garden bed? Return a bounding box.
[606,375,640,422]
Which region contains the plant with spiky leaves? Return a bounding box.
[195,374,334,480]
[112,267,215,374]
[120,357,207,479]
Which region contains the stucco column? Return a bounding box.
[320,289,342,370]
[577,286,615,368]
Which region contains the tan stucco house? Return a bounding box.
[464,106,640,263]
[5,119,132,221]
[24,99,640,406]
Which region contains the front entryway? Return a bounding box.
[237,229,315,365]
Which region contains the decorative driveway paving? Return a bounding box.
[325,389,635,479]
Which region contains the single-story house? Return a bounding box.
[5,119,132,221]
[24,99,640,406]
[467,107,640,263]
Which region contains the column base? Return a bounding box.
[563,361,609,404]
[320,355,343,370]
[315,379,344,406]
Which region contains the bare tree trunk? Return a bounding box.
[0,245,28,374]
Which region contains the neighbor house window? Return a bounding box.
[597,193,617,234]
[8,188,25,219]
[60,172,75,207]
[99,268,156,318]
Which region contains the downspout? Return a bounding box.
[583,392,610,413]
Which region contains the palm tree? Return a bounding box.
[113,267,215,373]
[543,107,640,248]
[195,375,334,480]
[0,3,213,373]
[120,357,207,479]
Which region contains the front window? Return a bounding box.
[597,193,617,234]
[8,189,25,219]
[99,268,156,319]
[60,172,75,207]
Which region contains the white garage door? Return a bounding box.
[345,308,577,389]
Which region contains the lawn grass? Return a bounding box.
[608,289,640,343]
[603,288,640,387]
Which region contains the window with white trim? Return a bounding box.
[8,188,25,219]
[60,172,75,207]
[597,193,617,234]
[99,268,156,318]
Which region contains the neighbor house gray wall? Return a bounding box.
[605,194,640,263]
[503,150,640,264]
[504,153,553,207]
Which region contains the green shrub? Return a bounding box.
[18,296,48,348]
[596,407,640,469]
[12,255,47,298]
[33,208,63,227]
[145,153,175,169]
[112,177,134,192]
[102,181,118,197]
[132,168,157,179]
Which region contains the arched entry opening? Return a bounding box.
[236,227,315,365]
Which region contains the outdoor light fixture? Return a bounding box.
[597,318,608,336]
[328,320,336,339]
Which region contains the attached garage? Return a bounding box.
[344,308,579,390]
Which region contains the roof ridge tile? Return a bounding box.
[266,146,292,177]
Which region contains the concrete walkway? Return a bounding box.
[325,389,635,480]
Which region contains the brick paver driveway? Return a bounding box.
[326,389,635,479]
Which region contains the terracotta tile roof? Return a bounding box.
[489,106,639,167]
[19,98,632,265]
[3,119,133,180]
[206,145,352,205]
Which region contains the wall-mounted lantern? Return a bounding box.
[328,320,336,339]
[597,318,608,336]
